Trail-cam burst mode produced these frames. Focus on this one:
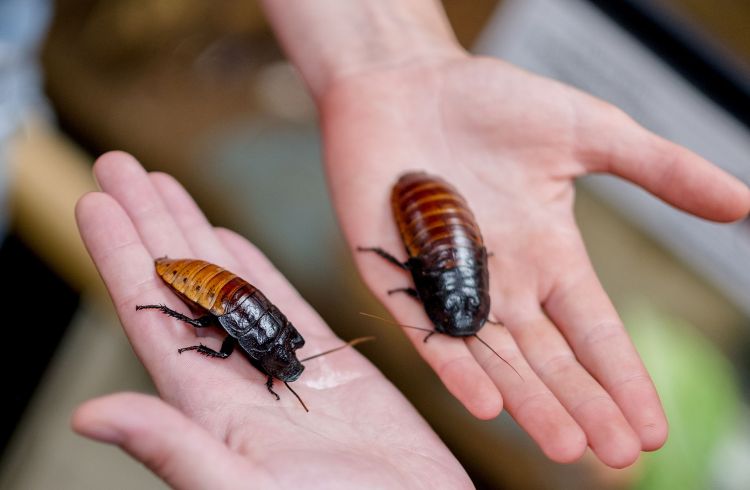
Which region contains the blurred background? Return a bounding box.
[1,0,749,488]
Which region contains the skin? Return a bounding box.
[73,153,473,489]
[73,1,750,482]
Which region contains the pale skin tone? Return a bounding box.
[73,0,750,484]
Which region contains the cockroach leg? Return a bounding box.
[387,287,419,299]
[357,246,409,270]
[266,376,281,401]
[136,304,216,328]
[178,336,236,358]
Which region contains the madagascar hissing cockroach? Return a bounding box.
[359,171,521,378]
[137,258,373,411]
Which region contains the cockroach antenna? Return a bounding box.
[359,312,434,335]
[472,334,523,381]
[300,336,375,363]
[360,312,522,381]
[284,382,309,412]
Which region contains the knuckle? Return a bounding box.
[581,321,625,348]
[569,394,612,418]
[537,352,578,379]
[609,372,653,395]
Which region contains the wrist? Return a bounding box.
[260,0,466,102]
[316,9,465,96]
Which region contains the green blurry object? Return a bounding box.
[626,304,741,490]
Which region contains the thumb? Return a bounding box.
[72,392,272,489]
[577,102,750,222]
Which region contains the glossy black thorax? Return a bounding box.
[408,246,490,336]
[218,292,305,381]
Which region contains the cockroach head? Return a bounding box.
[263,327,305,382]
[438,290,490,335]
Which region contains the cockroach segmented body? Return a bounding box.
[360,172,489,335]
[359,172,521,378]
[137,258,373,411]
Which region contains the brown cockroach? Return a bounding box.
[137,258,373,411]
[359,172,520,378]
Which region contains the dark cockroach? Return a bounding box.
[359,171,521,378]
[137,258,373,411]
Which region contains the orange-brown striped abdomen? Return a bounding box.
[391,172,483,262]
[155,258,257,316]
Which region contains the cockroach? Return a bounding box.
[136,258,373,411]
[359,171,521,379]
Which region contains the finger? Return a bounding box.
[150,173,347,362]
[545,260,668,454]
[466,322,587,464]
[149,172,237,269]
[93,151,192,258]
[75,192,191,356]
[512,307,641,468]
[354,259,502,420]
[577,105,750,222]
[72,393,272,489]
[76,191,252,401]
[418,334,503,420]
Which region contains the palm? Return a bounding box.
[320,56,750,467]
[74,154,471,489]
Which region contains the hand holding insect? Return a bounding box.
[320,57,750,468]
[73,153,472,489]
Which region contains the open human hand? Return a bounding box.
[72,153,472,489]
[320,55,750,468]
